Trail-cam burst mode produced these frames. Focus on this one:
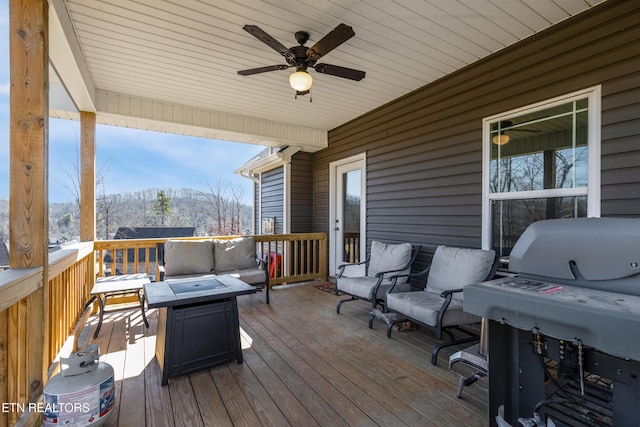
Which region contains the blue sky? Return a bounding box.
[0,2,264,204]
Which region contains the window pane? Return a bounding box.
[490,100,588,194]
[491,196,587,257]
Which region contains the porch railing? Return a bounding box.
[0,232,326,426]
[0,242,95,427]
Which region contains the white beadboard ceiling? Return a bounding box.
[49,0,605,151]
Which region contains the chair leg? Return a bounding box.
[456,376,466,398]
[336,296,357,314]
[386,318,405,338]
[368,312,375,329]
[431,336,479,366]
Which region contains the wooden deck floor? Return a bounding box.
[85,282,488,426]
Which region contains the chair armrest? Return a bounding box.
[256,254,268,268]
[387,263,432,287]
[337,259,368,278]
[439,288,463,298]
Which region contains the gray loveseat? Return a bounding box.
[159,237,270,304]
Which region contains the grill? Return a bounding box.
[464,218,640,427]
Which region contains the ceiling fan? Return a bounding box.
[491,120,540,145]
[237,23,366,97]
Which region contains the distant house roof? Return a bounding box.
[0,242,9,268]
[105,227,196,264]
[113,227,196,240]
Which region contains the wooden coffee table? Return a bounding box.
[87,273,151,338]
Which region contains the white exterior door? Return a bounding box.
[329,154,366,276]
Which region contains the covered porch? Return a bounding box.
[3,0,640,426]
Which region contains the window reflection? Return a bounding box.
[492,197,587,257]
[488,98,590,257]
[490,100,588,194]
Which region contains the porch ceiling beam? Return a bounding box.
[53,90,328,151]
[48,0,96,112]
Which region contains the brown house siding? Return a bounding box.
[313,0,640,265]
[290,152,314,233]
[261,166,285,234]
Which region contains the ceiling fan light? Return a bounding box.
[289,70,313,91]
[492,134,510,145]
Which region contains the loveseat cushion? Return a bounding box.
[164,239,214,276]
[213,237,257,272]
[426,246,495,301]
[221,268,265,285]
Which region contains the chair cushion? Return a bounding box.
[426,246,495,301]
[338,276,411,300]
[387,291,480,327]
[213,237,257,272]
[368,241,412,283]
[164,240,214,276]
[341,263,366,277]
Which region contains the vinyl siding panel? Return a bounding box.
[261,167,284,234]
[254,181,259,234]
[290,152,314,233]
[313,0,640,262]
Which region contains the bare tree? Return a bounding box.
[229,185,245,234]
[96,183,121,240]
[204,179,230,234]
[59,138,112,214]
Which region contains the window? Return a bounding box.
[482,87,601,257]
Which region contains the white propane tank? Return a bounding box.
[43,344,115,427]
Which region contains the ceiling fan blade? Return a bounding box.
[238,64,290,76]
[306,23,355,61]
[243,25,296,64]
[313,63,365,81]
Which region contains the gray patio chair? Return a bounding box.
[370,245,499,365]
[335,241,421,314]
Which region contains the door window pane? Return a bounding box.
[342,170,361,263]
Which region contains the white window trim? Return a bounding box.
[481,86,602,250]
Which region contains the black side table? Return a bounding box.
[144,275,257,386]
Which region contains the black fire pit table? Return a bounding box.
[144,274,257,385]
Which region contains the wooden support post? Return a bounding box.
[80,111,96,242]
[0,310,7,427]
[8,0,49,423]
[80,111,96,284]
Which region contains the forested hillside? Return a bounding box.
[0,186,252,243]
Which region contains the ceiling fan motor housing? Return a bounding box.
[295,31,310,45]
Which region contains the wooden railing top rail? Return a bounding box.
[49,241,94,278]
[0,242,94,313]
[92,233,327,248]
[255,233,327,242]
[0,266,42,313]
